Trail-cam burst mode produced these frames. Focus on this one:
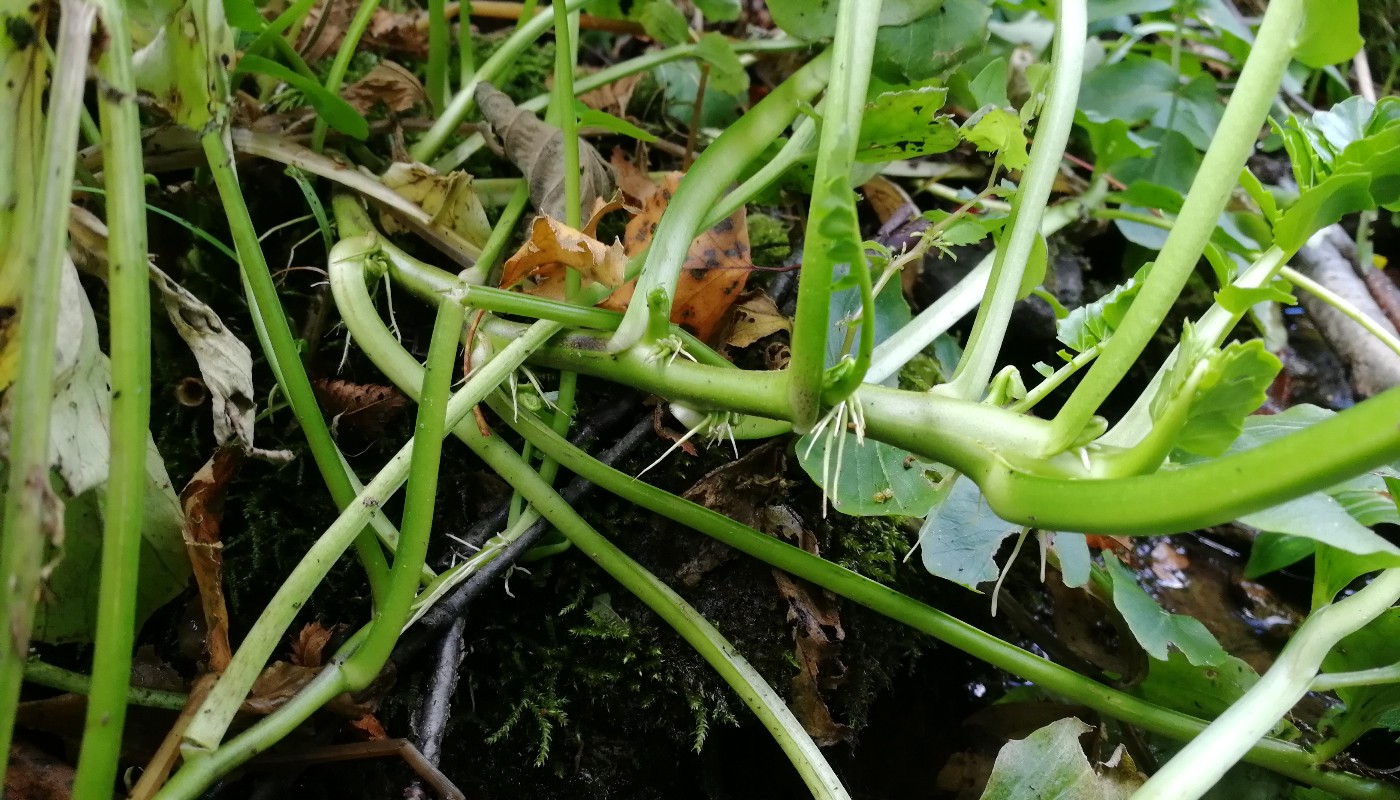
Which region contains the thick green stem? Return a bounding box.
[606,50,831,353]
[73,0,153,790]
[939,0,1087,402]
[0,0,59,779]
[786,0,880,428]
[426,0,449,112]
[201,130,393,602]
[1138,569,1400,800]
[499,395,1400,800]
[1048,0,1305,453]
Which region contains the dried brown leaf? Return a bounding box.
[312,378,410,436]
[577,71,643,117]
[291,621,337,668]
[609,148,660,204]
[475,82,615,220]
[5,738,75,800]
[299,4,428,62]
[350,714,389,740]
[722,291,790,348]
[181,446,243,673]
[601,172,754,343]
[341,60,427,114]
[500,217,628,292]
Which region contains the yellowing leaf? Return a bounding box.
[380,162,492,248]
[500,217,629,294]
[724,292,790,348]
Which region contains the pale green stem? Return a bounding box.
[1313,662,1400,692]
[1136,569,1400,800]
[1281,264,1400,358]
[939,0,1087,401]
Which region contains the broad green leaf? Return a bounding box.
[574,101,657,143]
[1244,533,1317,579]
[654,60,742,129]
[1079,57,1222,150]
[1238,494,1400,578]
[1056,272,1143,352]
[132,0,233,131]
[1076,113,1152,173]
[796,435,946,517]
[1319,609,1400,756]
[1170,340,1280,458]
[1274,173,1374,252]
[918,475,1020,589]
[692,0,740,22]
[1114,131,1202,195]
[1103,556,1228,665]
[857,86,961,162]
[1214,281,1295,314]
[767,0,943,41]
[636,0,690,46]
[693,33,749,96]
[980,717,1142,800]
[965,57,1009,110]
[1294,0,1363,68]
[1134,649,1260,719]
[871,0,990,84]
[236,54,368,139]
[822,261,911,374]
[221,0,265,31]
[962,107,1029,172]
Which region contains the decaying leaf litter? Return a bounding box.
[5,2,1400,800]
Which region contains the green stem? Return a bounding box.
[1138,569,1400,799]
[1313,662,1400,692]
[1281,264,1400,358]
[25,660,188,711]
[309,0,380,152]
[427,0,449,112]
[73,0,153,789]
[1048,0,1305,454]
[939,0,1087,402]
[201,130,393,603]
[457,1,474,88]
[410,0,590,164]
[606,49,831,353]
[1008,344,1100,414]
[786,0,880,428]
[0,0,64,778]
[500,394,1400,800]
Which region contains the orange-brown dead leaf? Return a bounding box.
[600,171,754,343]
[291,621,337,668]
[350,714,389,740]
[181,446,244,673]
[577,72,643,118]
[722,291,790,349]
[500,217,628,294]
[5,738,75,800]
[609,148,660,204]
[300,5,428,62]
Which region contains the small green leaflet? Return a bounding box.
[1056,271,1143,352]
[961,106,1030,172]
[1319,609,1400,757]
[636,0,690,46]
[857,86,961,162]
[1295,0,1363,68]
[692,0,740,22]
[236,54,368,139]
[1103,555,1228,665]
[693,33,749,96]
[1169,340,1280,458]
[574,101,656,143]
[979,718,1142,800]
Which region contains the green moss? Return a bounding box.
[746,213,791,268]
[898,352,943,392]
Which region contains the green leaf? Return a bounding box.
[1215,281,1295,314]
[1056,272,1143,352]
[1295,0,1363,68]
[236,54,369,139]
[1103,555,1228,665]
[1079,57,1223,150]
[1017,231,1048,299]
[1244,533,1317,579]
[574,101,657,143]
[918,475,1020,589]
[795,436,946,517]
[692,0,740,22]
[871,0,990,84]
[1052,532,1091,588]
[767,0,944,41]
[979,717,1142,800]
[1239,494,1400,575]
[654,60,742,129]
[1319,609,1400,756]
[636,0,690,46]
[965,57,1009,110]
[961,107,1029,171]
[1076,113,1152,173]
[221,0,265,31]
[857,86,961,162]
[132,0,234,131]
[1133,649,1261,719]
[1170,340,1280,458]
[693,33,749,96]
[1274,172,1374,252]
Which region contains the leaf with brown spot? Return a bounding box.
[722,291,790,348]
[341,60,426,115]
[601,172,754,343]
[500,217,629,292]
[181,446,243,673]
[291,621,337,668]
[379,162,492,248]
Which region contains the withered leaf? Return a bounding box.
[350,714,389,740]
[291,621,338,668]
[577,71,643,117]
[5,737,77,800]
[500,217,628,294]
[341,60,427,114]
[299,5,429,62]
[601,171,754,343]
[475,81,615,221]
[380,162,493,248]
[610,147,660,204]
[181,446,243,673]
[312,378,410,436]
[723,291,790,348]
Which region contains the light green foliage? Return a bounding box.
[1319,609,1400,756]
[1295,0,1363,67]
[870,0,989,84]
[1133,649,1261,722]
[979,717,1142,800]
[692,0,740,22]
[797,436,945,517]
[131,0,233,131]
[574,101,657,142]
[857,86,961,161]
[637,1,690,47]
[916,475,1020,589]
[766,0,943,41]
[1102,556,1227,666]
[1167,340,1280,458]
[1056,271,1143,352]
[693,33,750,96]
[961,106,1030,171]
